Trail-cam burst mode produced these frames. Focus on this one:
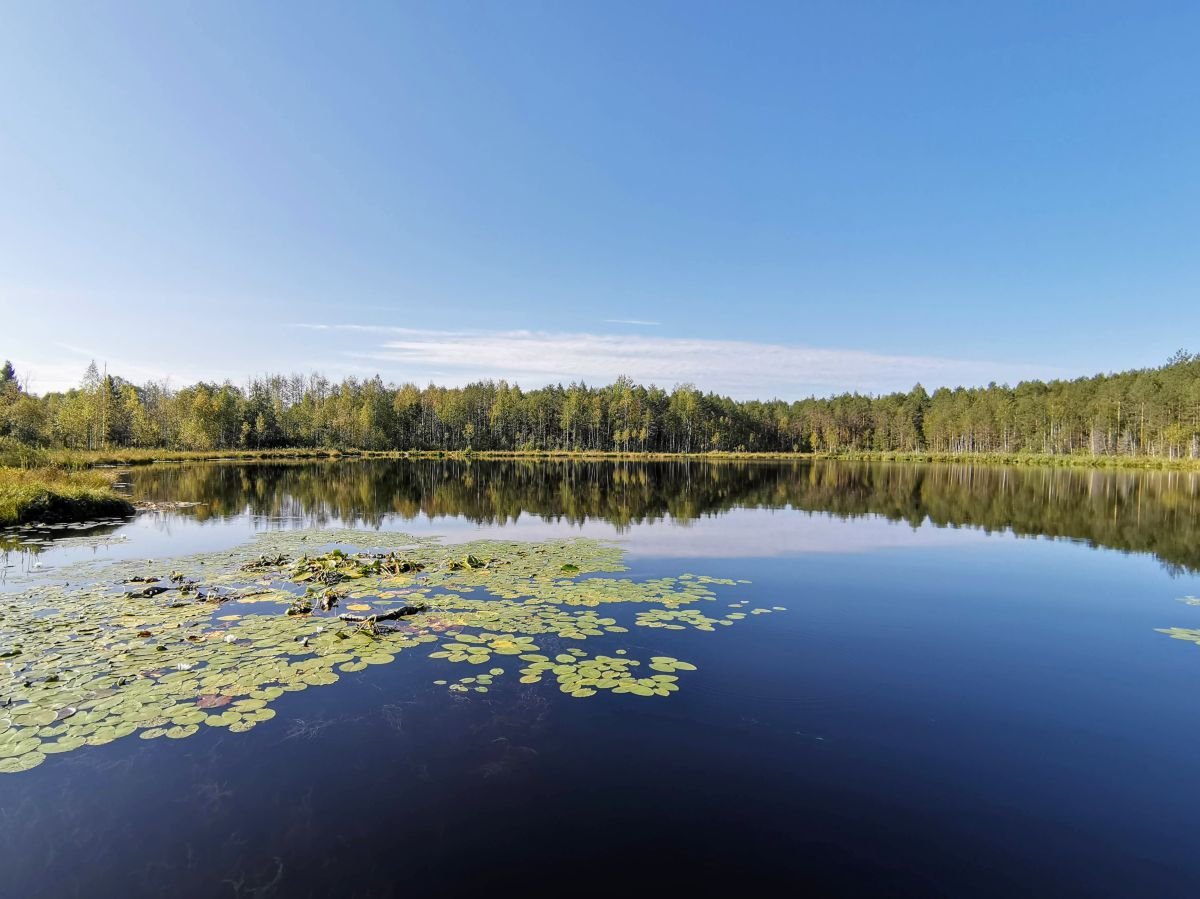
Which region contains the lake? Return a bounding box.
[3,459,1200,897]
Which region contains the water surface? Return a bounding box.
[3,459,1200,897]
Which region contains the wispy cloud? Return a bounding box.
[14,343,216,394]
[290,323,400,334]
[16,321,1066,398]
[604,319,661,326]
[293,325,1063,398]
[16,342,248,394]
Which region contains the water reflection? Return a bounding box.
[119,459,1200,572]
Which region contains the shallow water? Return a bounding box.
[3,459,1200,897]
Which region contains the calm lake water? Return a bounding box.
[3,459,1200,897]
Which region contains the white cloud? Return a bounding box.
[603,319,661,326]
[13,343,241,394]
[309,325,1061,398]
[9,358,96,395]
[14,317,1065,398]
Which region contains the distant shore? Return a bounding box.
[36,446,1200,472]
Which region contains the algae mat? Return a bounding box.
[0,530,784,773]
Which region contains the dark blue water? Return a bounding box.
[2,460,1200,897]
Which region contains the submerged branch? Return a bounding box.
[338,603,426,623]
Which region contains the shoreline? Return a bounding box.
[38,446,1200,472]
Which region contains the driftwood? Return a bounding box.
[338,604,426,623]
[202,586,270,605]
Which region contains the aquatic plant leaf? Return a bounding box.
[0,753,44,773]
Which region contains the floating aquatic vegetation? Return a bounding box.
[514,651,683,697]
[637,608,726,631]
[428,633,540,665]
[241,554,290,572]
[0,529,774,772]
[1159,627,1200,644]
[1158,596,1200,648]
[446,554,488,571]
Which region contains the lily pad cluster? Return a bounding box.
[1160,627,1200,645]
[514,650,685,698]
[428,633,540,665]
[634,601,786,631]
[0,529,778,773]
[435,667,505,694]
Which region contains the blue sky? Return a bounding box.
[2,2,1197,399]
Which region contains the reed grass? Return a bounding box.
[0,466,134,525]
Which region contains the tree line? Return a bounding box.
[2,352,1199,458]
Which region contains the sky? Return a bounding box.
[2,1,1197,399]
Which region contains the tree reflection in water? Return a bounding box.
[122,459,1200,573]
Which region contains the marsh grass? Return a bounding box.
[0,466,134,525]
[32,445,1200,472]
[43,447,351,468]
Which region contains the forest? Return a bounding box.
[2,352,1200,459]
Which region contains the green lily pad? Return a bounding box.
[0,752,44,773]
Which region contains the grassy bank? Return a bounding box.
[0,467,135,526]
[45,447,353,468]
[795,450,1200,470]
[397,449,1200,470]
[39,446,1200,471]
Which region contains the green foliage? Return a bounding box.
[4,354,1200,459]
[0,437,49,468]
